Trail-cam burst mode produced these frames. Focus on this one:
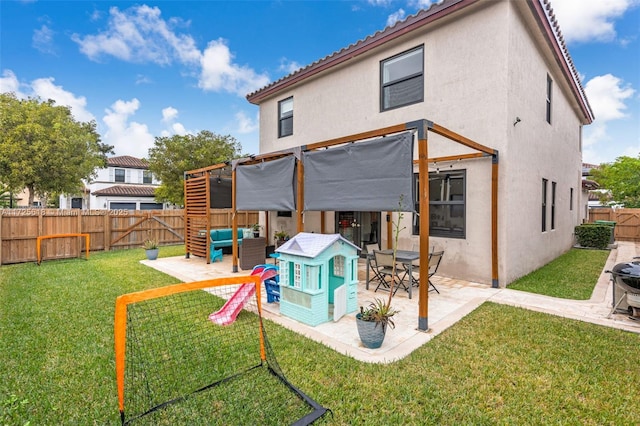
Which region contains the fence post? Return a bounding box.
[104,212,111,251]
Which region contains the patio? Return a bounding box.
[143,241,640,363]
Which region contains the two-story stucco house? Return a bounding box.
[246,0,593,286]
[59,155,165,210]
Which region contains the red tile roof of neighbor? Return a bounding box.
[107,156,149,169]
[246,0,593,124]
[92,185,157,197]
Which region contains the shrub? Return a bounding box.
[574,224,611,249]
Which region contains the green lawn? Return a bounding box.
[507,248,610,299]
[1,246,638,424]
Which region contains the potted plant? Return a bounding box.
[356,197,405,348]
[142,239,159,260]
[356,298,399,348]
[251,223,262,238]
[274,230,289,247]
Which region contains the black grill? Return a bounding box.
[610,261,640,294]
[608,260,640,317]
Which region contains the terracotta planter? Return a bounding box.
[355,313,386,349]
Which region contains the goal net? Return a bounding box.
[114,276,328,425]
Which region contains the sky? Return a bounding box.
[1,0,639,165]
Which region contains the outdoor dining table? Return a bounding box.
[365,249,420,299]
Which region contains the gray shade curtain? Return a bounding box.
[303,131,415,211]
[236,155,296,211]
[209,177,232,209]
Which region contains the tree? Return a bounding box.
[0,93,113,205]
[147,131,242,205]
[590,154,640,208]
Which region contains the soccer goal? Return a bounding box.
[114,276,329,425]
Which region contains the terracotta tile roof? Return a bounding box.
[92,185,157,197]
[582,179,600,191]
[246,0,592,123]
[107,156,149,169]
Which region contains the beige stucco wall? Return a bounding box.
[256,1,586,286]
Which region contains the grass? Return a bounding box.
[507,248,610,299]
[2,245,639,424]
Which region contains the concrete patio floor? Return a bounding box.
[142,241,640,364]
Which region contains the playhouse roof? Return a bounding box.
[276,233,360,258]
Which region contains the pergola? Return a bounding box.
[184,119,498,331]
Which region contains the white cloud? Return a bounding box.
[408,0,441,9]
[551,0,634,43]
[32,25,56,54]
[72,5,269,98]
[159,106,192,136]
[1,71,95,123]
[235,110,258,134]
[368,0,393,6]
[102,98,155,158]
[387,9,406,27]
[135,74,152,85]
[278,58,303,75]
[582,73,636,162]
[72,5,201,65]
[199,38,270,97]
[0,70,24,96]
[585,74,635,122]
[161,106,178,122]
[170,122,187,135]
[31,77,96,123]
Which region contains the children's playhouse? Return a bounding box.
[275,233,360,326]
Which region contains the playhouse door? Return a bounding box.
[333,285,346,322]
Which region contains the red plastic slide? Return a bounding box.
[208,283,256,326]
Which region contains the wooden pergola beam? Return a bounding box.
[429,122,496,156]
[413,152,488,164]
[183,119,500,329]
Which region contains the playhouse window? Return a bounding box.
[293,263,302,289]
[333,256,345,277]
[306,265,320,291]
[280,260,289,286]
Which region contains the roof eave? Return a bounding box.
[246,0,476,105]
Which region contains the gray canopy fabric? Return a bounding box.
[303,131,415,211]
[209,177,232,209]
[235,155,296,211]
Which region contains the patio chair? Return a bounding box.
[365,243,382,285]
[404,248,443,293]
[373,250,408,296]
[426,251,444,293]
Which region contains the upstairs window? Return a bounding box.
[143,170,152,184]
[278,97,293,138]
[381,46,424,111]
[546,74,553,124]
[115,168,125,183]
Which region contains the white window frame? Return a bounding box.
[278,97,293,138]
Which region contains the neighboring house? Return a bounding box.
[582,163,621,210]
[246,0,594,286]
[59,155,165,210]
[10,188,46,208]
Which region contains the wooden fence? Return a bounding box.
[0,209,258,265]
[588,208,640,242]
